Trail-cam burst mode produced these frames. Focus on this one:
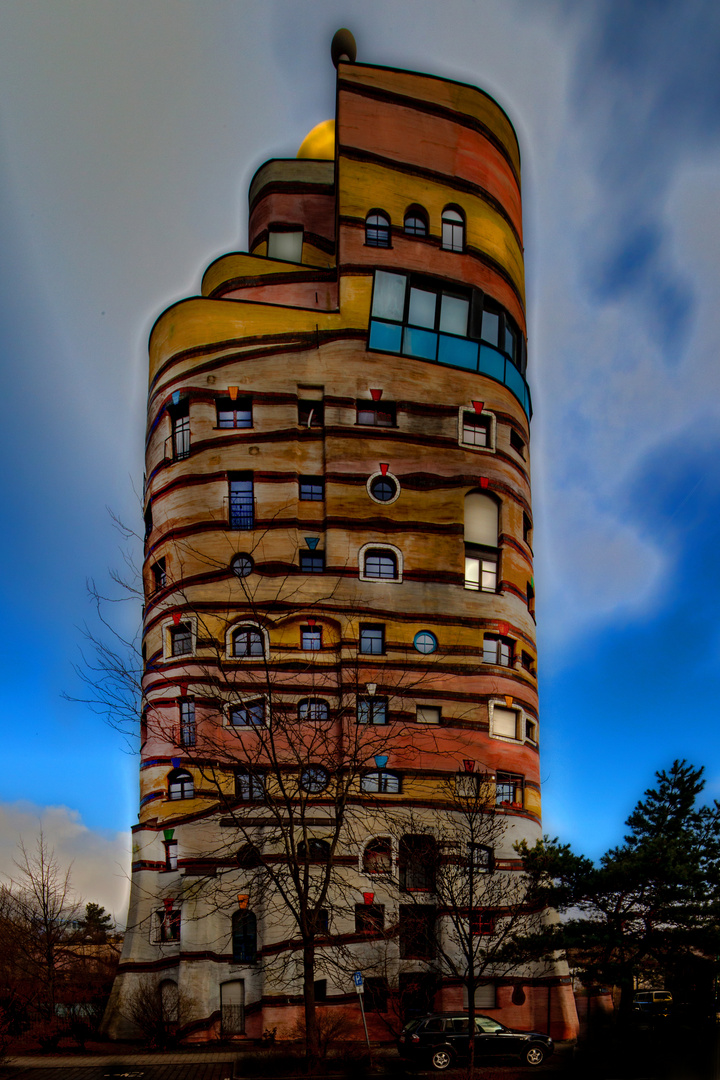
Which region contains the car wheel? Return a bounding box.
[431,1047,455,1071]
[524,1044,546,1066]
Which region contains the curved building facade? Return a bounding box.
[105,47,578,1043]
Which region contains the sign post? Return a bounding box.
[353,971,371,1055]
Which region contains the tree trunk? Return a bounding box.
[303,939,319,1069]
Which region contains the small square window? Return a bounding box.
[299,476,324,500]
[301,626,322,650]
[416,705,440,724]
[510,428,525,457]
[521,650,536,675]
[171,623,192,657]
[359,625,384,654]
[355,904,384,934]
[300,551,325,573]
[230,700,265,727]
[356,402,395,427]
[235,769,266,801]
[217,397,252,429]
[357,697,388,725]
[152,558,167,590]
[298,401,324,427]
[470,911,495,936]
[462,412,490,447]
[483,635,513,666]
[525,717,538,743]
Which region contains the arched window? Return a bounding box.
[232,625,265,658]
[464,492,499,592]
[361,771,401,794]
[363,837,392,875]
[298,699,330,721]
[364,549,398,580]
[365,212,391,248]
[404,209,428,237]
[168,769,193,801]
[298,839,331,860]
[442,208,465,252]
[400,834,436,891]
[232,910,257,963]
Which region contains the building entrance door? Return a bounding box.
[221,979,245,1037]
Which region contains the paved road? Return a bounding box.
[2,1061,237,1080]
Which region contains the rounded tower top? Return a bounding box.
[331,28,356,68]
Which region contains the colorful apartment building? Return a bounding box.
[104,32,578,1043]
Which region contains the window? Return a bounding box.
[357,697,388,725]
[525,717,538,743]
[299,476,324,501]
[152,558,167,590]
[461,411,491,448]
[235,769,265,801]
[413,631,437,654]
[144,502,153,541]
[470,911,495,936]
[523,512,533,546]
[301,625,322,650]
[355,904,384,934]
[363,549,398,580]
[236,843,261,869]
[231,910,257,963]
[416,705,440,724]
[356,401,396,427]
[510,427,526,457]
[368,271,530,416]
[300,550,325,573]
[521,650,536,675]
[314,979,327,1002]
[483,635,513,666]
[168,769,193,800]
[170,401,190,460]
[156,907,181,943]
[404,209,428,236]
[164,840,178,871]
[298,839,331,860]
[441,208,464,252]
[363,837,392,875]
[298,400,324,427]
[359,624,384,654]
[361,770,400,794]
[465,551,498,592]
[171,623,192,657]
[300,766,330,794]
[267,228,303,263]
[229,700,265,727]
[470,844,494,874]
[400,835,436,892]
[491,705,520,741]
[365,211,390,247]
[232,626,265,658]
[463,983,497,1010]
[368,474,399,503]
[364,978,388,1013]
[229,475,254,530]
[179,700,196,747]
[527,579,535,614]
[455,773,483,799]
[317,909,329,934]
[231,553,254,578]
[399,906,435,959]
[217,397,252,429]
[496,772,523,807]
[298,699,330,721]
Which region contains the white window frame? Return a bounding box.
[162,616,198,661]
[458,406,496,452]
[358,542,404,584]
[366,470,401,505]
[225,621,269,661]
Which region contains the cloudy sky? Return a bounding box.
[0,0,718,921]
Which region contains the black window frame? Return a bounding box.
[217,396,253,429]
[361,769,401,794]
[461,410,491,448]
[170,622,192,657]
[298,698,330,721]
[235,769,266,802]
[229,699,266,727]
[365,211,391,248]
[359,624,385,655]
[179,699,196,747]
[483,634,513,667]
[299,550,325,573]
[229,473,254,530]
[356,401,396,427]
[231,909,257,963]
[232,626,265,658]
[169,400,190,461]
[355,904,385,934]
[299,475,325,501]
[298,400,324,427]
[363,548,398,580]
[152,557,167,590]
[399,905,436,959]
[495,772,524,807]
[300,625,322,650]
[357,697,388,726]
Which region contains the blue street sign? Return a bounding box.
[353,971,363,987]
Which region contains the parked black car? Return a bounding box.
[398,1012,554,1070]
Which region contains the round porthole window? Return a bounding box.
[231,553,254,578]
[413,630,438,654]
[300,766,330,794]
[367,472,400,504]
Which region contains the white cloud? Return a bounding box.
[0,802,131,929]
